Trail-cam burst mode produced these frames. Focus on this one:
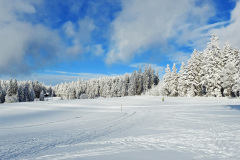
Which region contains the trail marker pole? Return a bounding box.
[121,105,122,113]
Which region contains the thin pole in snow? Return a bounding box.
[121,105,122,113]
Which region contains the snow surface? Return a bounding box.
[1,96,240,160]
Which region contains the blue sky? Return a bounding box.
[0,0,239,85]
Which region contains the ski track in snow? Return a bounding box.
[0,96,240,160]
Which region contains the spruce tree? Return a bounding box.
[178,62,187,96]
[5,79,19,103]
[128,71,137,96]
[169,63,178,96]
[186,50,202,96]
[201,35,222,97]
[39,90,45,101]
[163,64,171,96]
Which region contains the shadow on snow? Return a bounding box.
[228,105,240,111]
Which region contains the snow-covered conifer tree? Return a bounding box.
[149,66,155,87]
[169,63,178,96]
[39,90,45,101]
[99,78,105,97]
[0,84,4,103]
[136,68,143,95]
[0,90,3,103]
[221,41,233,67]
[117,77,124,97]
[1,81,7,103]
[201,35,223,97]
[33,80,42,98]
[187,49,203,97]
[5,79,19,103]
[28,82,35,101]
[162,64,171,96]
[47,86,53,97]
[221,63,236,97]
[178,62,187,96]
[143,66,150,93]
[110,78,117,97]
[122,74,129,96]
[102,78,111,97]
[67,82,76,100]
[93,80,100,98]
[18,83,25,102]
[128,71,137,96]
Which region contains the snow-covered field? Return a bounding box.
[1,96,240,160]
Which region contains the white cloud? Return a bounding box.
[0,0,63,75]
[63,21,75,37]
[63,17,96,55]
[42,70,108,85]
[168,52,191,65]
[1,71,108,86]
[47,70,106,77]
[0,1,101,75]
[106,0,218,64]
[0,0,36,22]
[66,39,83,55]
[93,44,104,56]
[210,1,240,48]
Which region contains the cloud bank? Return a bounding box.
[0,0,63,75]
[210,1,240,48]
[1,0,239,79]
[63,17,97,55]
[105,0,217,64]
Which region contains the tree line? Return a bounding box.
[54,66,159,99]
[148,35,240,97]
[0,66,158,103]
[0,80,53,103]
